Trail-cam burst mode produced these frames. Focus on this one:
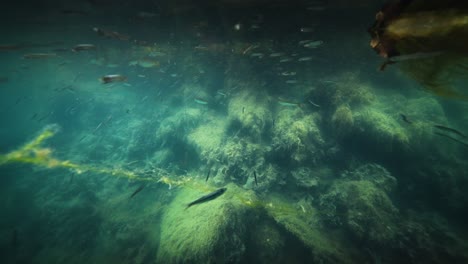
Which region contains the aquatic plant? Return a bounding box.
[0,125,191,189]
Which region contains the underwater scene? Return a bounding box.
[1,0,468,263]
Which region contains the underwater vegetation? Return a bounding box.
[1,1,468,263]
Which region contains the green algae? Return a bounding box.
[156,183,256,263]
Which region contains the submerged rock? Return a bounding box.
[156,183,353,263]
[156,183,254,263]
[319,164,399,245]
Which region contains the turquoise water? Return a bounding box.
[1,1,468,263]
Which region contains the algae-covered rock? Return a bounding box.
[187,117,227,159]
[319,164,399,245]
[331,104,354,138]
[341,163,397,193]
[265,194,355,263]
[227,90,272,140]
[350,103,409,153]
[156,183,256,263]
[272,109,324,165]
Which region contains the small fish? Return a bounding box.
[186,187,227,209]
[93,27,130,41]
[194,97,208,105]
[298,56,313,62]
[250,53,264,58]
[72,44,96,52]
[30,113,38,120]
[400,113,412,124]
[130,185,145,199]
[303,40,323,48]
[23,53,57,59]
[433,124,466,138]
[308,100,320,108]
[242,44,257,55]
[281,71,296,76]
[285,80,298,84]
[216,91,227,97]
[253,171,258,186]
[205,170,211,182]
[99,74,127,84]
[270,52,285,57]
[279,57,293,63]
[242,106,245,113]
[92,115,112,134]
[434,132,468,148]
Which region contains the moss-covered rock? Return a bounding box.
[265,194,356,263]
[156,183,256,263]
[353,105,409,149]
[227,90,272,140]
[319,164,399,245]
[272,109,324,165]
